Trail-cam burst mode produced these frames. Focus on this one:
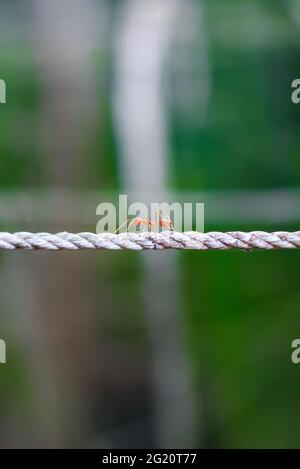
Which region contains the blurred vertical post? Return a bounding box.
[114,0,198,447]
[4,0,99,447]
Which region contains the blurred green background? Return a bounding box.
[0,0,299,448]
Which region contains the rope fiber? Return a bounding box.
[0,231,299,251]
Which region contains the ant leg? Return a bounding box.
[141,219,150,232]
[127,218,139,232]
[156,210,174,231]
[164,215,174,231]
[155,210,163,232]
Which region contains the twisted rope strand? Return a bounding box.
[0,231,299,251]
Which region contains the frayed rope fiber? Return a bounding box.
[0,231,299,251]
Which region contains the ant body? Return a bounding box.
[116,210,173,233]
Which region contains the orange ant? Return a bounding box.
[116,210,174,233]
[156,210,174,230]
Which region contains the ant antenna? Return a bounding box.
[115,219,130,234]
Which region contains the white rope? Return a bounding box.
[0,231,299,251]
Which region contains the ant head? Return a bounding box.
[156,210,171,220]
